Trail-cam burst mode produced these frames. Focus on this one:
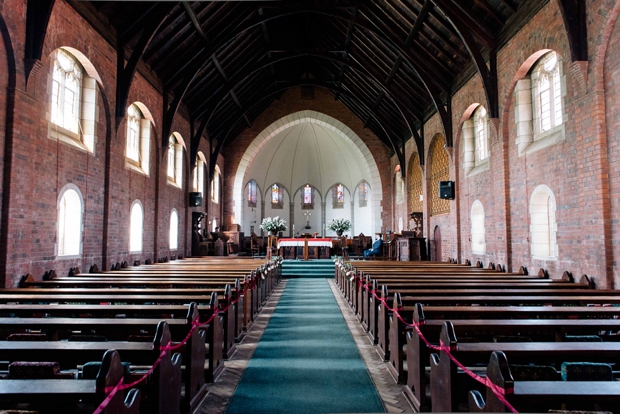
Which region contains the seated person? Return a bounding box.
[364,235,383,257]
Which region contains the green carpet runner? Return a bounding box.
[226,279,384,413]
[281,259,336,278]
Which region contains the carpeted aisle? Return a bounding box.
[226,278,385,414]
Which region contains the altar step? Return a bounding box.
[281,259,335,278]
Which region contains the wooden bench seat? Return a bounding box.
[0,350,140,414]
[428,321,620,412]
[468,351,620,412]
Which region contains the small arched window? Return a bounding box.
[57,187,83,256]
[211,166,221,204]
[193,153,206,196]
[270,183,283,209]
[533,52,563,133]
[169,210,178,250]
[408,153,423,213]
[530,185,558,259]
[470,200,485,254]
[358,181,369,208]
[474,106,488,162]
[126,104,151,174]
[167,134,183,188]
[395,168,404,205]
[302,184,314,209]
[332,184,345,208]
[129,201,143,252]
[247,180,257,208]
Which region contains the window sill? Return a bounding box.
[48,124,92,153]
[56,254,81,260]
[167,179,182,189]
[520,123,565,156]
[532,255,558,261]
[126,162,148,176]
[466,158,490,177]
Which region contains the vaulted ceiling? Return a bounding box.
[47,0,583,172]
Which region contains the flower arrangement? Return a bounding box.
[327,217,352,234]
[259,216,287,233]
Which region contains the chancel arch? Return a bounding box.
[232,110,382,235]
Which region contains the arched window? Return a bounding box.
[169,210,178,250]
[358,181,369,208]
[57,187,83,256]
[49,48,98,152]
[515,51,565,156]
[270,183,283,209]
[408,153,423,213]
[429,136,450,216]
[247,180,257,208]
[193,153,206,196]
[470,200,486,254]
[530,185,558,259]
[167,134,183,188]
[211,166,220,204]
[332,183,345,208]
[126,104,151,174]
[533,52,563,133]
[129,201,143,252]
[395,168,404,205]
[474,106,488,162]
[301,184,314,209]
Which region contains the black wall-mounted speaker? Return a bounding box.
[189,192,203,207]
[438,181,455,200]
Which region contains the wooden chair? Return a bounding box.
[250,235,262,257]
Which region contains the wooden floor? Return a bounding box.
[197,278,413,413]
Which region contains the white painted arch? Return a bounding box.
[232,110,383,233]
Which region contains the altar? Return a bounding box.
[277,238,333,260]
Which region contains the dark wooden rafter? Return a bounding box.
[405,0,432,48]
[557,0,587,62]
[229,91,252,128]
[115,3,173,127]
[24,0,56,79]
[432,0,499,119]
[334,7,358,101]
[431,0,495,49]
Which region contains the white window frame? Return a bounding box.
[125,104,151,175]
[529,185,558,260]
[57,184,83,258]
[48,48,98,153]
[462,105,490,176]
[395,171,404,205]
[170,209,179,251]
[193,154,206,197]
[515,51,566,156]
[129,200,144,253]
[211,166,221,204]
[167,134,183,189]
[470,200,486,255]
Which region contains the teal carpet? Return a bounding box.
[226,279,384,414]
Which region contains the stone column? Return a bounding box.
[350,201,355,235]
[289,202,295,237]
[260,200,265,237]
[321,201,326,237]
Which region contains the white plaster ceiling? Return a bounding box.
[244,120,371,198]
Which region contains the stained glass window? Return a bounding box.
[304,185,312,204]
[429,136,450,216]
[408,154,423,213]
[272,184,279,204]
[247,180,257,208]
[358,181,368,207]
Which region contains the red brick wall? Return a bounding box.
[0,0,198,285]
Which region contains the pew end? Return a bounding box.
[19,273,35,287]
[467,389,486,413]
[561,271,574,283]
[580,274,595,289]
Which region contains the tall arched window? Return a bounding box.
[129,201,143,252]
[193,153,206,196]
[533,52,563,133]
[49,48,98,152]
[126,104,151,174]
[169,210,178,250]
[358,181,369,208]
[395,169,404,205]
[429,136,451,216]
[408,153,423,213]
[474,106,488,162]
[167,133,183,188]
[332,183,345,208]
[211,166,220,203]
[57,186,83,256]
[302,184,314,209]
[515,51,566,156]
[247,180,258,208]
[470,200,486,254]
[530,185,558,259]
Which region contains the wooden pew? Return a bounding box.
[468,351,620,412]
[404,307,620,411]
[0,349,140,414]
[429,321,620,412]
[0,286,237,359]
